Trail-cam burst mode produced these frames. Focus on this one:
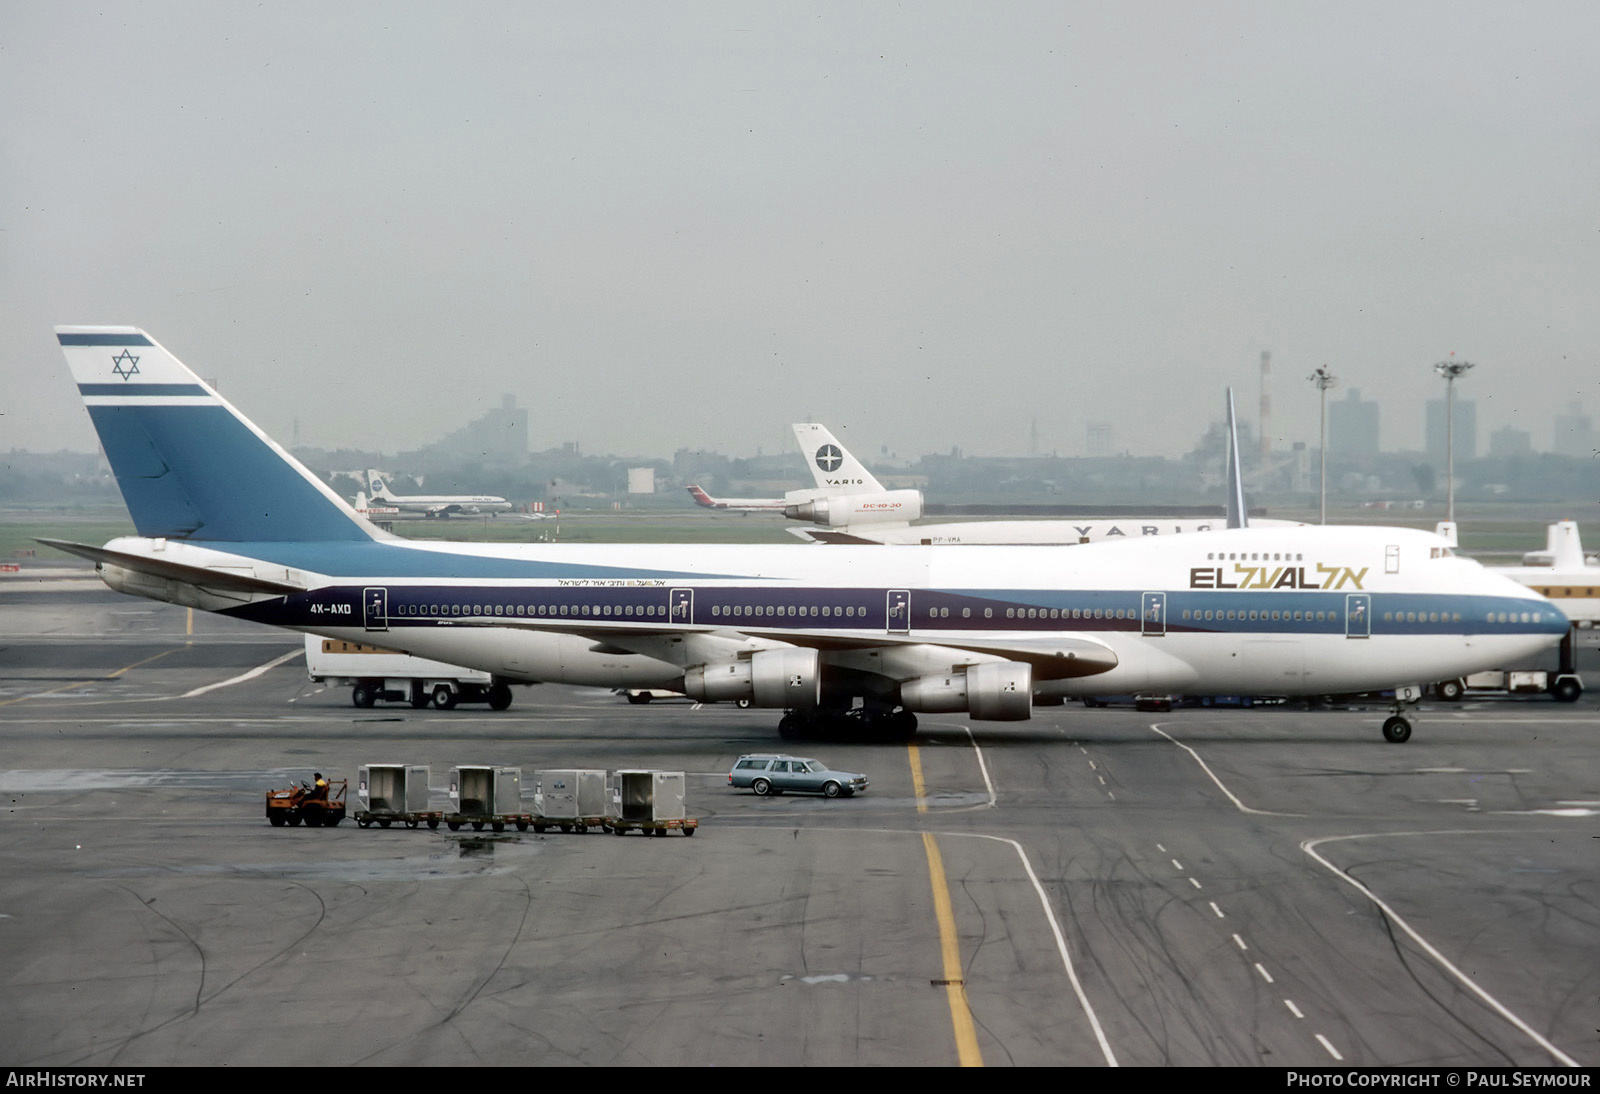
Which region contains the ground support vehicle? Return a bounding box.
[265,778,347,827]
[608,770,697,836]
[306,635,515,710]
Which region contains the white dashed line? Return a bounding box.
[1188,877,1202,890]
[1285,1000,1304,1019]
[1233,934,1248,951]
[1171,858,1184,871]
[1316,1034,1344,1061]
[1254,962,1274,984]
[1209,902,1225,918]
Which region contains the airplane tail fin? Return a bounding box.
[365,469,391,499]
[1434,521,1459,548]
[57,327,376,543]
[792,424,885,494]
[1224,388,1249,530]
[686,484,716,508]
[1548,520,1585,569]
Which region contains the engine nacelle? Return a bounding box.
[783,490,924,527]
[899,662,1033,721]
[682,648,820,709]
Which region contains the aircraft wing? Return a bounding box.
[37,539,305,594]
[445,615,1117,680]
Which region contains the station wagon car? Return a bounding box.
[727,754,869,798]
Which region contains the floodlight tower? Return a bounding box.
[1433,357,1475,524]
[1308,366,1337,524]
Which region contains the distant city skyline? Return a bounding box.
[5,4,1596,462]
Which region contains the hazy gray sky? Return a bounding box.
[4,1,1597,463]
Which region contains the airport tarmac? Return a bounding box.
[1,582,1596,1066]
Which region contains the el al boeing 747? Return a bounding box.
[47,327,1566,743]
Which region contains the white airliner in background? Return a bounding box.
[48,326,1566,744]
[687,424,921,524]
[365,470,512,518]
[784,416,1300,544]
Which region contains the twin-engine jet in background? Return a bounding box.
[48,327,1566,743]
[364,469,512,518]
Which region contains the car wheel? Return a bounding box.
[752,778,771,797]
[431,684,457,710]
[1436,678,1464,701]
[351,684,376,708]
[822,781,841,798]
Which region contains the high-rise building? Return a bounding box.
[1488,426,1532,458]
[1553,401,1594,459]
[1087,421,1113,459]
[1328,388,1380,463]
[1425,397,1476,464]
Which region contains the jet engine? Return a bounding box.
[899,661,1033,721]
[783,490,924,527]
[683,648,821,709]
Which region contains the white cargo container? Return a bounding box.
[608,770,696,836]
[356,764,435,828]
[533,769,608,832]
[446,765,527,831]
[449,765,523,817]
[304,634,513,711]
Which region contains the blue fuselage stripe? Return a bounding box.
[225,581,1569,640]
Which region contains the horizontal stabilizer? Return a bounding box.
[37,538,304,595]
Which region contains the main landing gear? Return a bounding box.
[777,707,918,741]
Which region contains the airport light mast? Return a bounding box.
[1308,366,1337,524]
[1433,357,1475,525]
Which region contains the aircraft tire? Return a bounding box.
[1382,716,1412,744]
[1551,678,1582,703]
[488,683,513,711]
[1436,679,1464,701]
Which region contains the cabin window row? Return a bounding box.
[393,602,670,618]
[1207,552,1303,562]
[709,604,867,618]
[1182,608,1341,622]
[1381,611,1464,623]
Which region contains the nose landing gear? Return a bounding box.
[1381,684,1423,743]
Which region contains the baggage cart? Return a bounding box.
[355,763,442,829]
[446,764,531,831]
[532,769,609,833]
[607,770,698,836]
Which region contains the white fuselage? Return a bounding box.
[94,525,1565,700]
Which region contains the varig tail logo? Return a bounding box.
[110,349,140,380]
[1189,562,1368,590]
[815,445,842,473]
